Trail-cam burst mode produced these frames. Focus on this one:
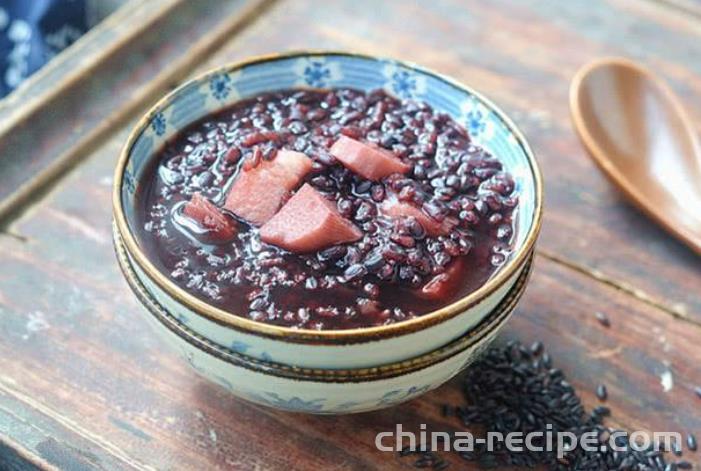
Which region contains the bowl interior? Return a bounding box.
[115,52,541,335]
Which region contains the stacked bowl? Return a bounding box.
[112,52,543,414]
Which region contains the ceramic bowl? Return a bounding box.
[115,230,533,413]
[113,51,543,370]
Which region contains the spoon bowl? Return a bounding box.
[570,57,701,254]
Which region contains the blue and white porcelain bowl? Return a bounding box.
[115,229,533,413]
[113,52,543,371]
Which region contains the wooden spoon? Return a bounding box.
[570,57,701,255]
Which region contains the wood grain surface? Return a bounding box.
[0,0,700,469]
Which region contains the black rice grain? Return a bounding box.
[441,404,453,417]
[530,340,544,355]
[596,383,608,401]
[595,311,611,327]
[673,439,683,456]
[398,339,692,470]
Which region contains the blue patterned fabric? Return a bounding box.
[0,0,89,97]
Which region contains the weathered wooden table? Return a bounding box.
[1,0,700,469]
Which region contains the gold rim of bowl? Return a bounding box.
[113,50,543,343]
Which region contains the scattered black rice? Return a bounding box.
[401,447,448,469]
[695,387,701,399]
[595,311,611,327]
[673,439,684,456]
[441,404,453,418]
[596,383,608,401]
[399,340,693,470]
[688,433,697,452]
[530,340,544,356]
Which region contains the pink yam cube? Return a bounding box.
[380,197,457,236]
[224,150,312,226]
[329,135,410,181]
[417,258,466,300]
[183,193,236,241]
[260,184,362,253]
